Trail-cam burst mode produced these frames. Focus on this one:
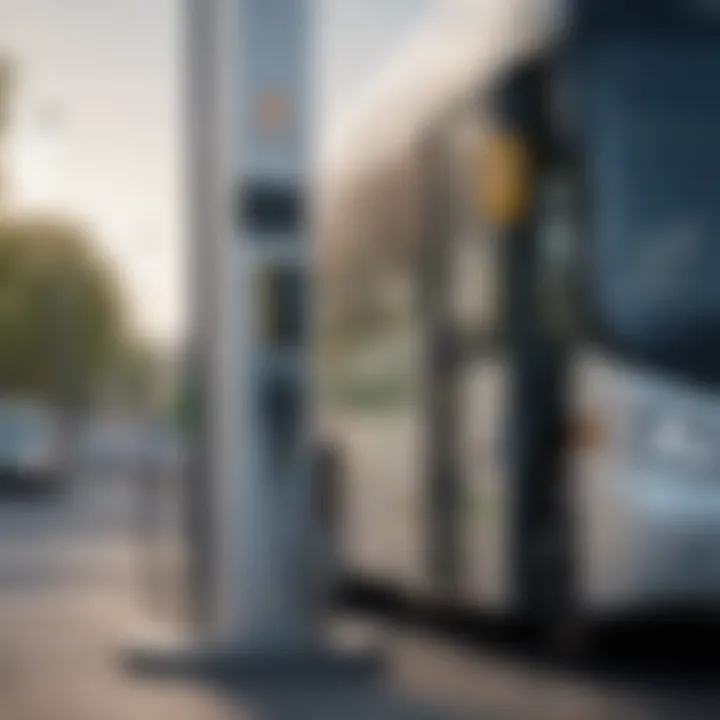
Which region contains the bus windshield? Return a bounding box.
[585,37,720,382]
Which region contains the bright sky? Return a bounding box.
[0,0,435,345]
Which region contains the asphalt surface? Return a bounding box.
[0,473,719,719]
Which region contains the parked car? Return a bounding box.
[0,400,61,493]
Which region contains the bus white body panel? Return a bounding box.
[572,352,720,612]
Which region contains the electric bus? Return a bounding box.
[321,0,720,648]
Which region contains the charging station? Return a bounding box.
[123,0,377,680]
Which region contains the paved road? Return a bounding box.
[0,475,233,720]
[0,476,719,719]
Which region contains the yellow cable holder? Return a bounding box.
[477,133,534,226]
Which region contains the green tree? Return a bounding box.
[0,214,126,405]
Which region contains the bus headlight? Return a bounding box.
[636,413,717,475]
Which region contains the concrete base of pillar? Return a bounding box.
[121,625,383,685]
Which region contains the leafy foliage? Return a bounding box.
[0,215,125,403]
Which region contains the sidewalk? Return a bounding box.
[0,481,463,720]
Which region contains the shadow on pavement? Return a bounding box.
[211,676,470,720]
[339,582,720,720]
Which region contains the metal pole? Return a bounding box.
[182,0,218,633]
[419,128,462,595]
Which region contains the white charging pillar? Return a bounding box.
[198,0,318,648]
